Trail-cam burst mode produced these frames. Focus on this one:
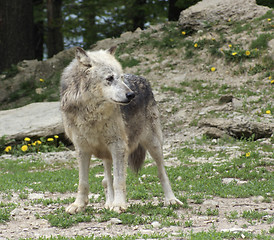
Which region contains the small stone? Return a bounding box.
[219,95,233,104]
[251,196,264,203]
[151,221,161,228]
[109,218,122,224]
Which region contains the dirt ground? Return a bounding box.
[0,189,273,239]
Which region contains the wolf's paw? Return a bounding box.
[108,202,127,213]
[164,197,183,206]
[110,205,127,213]
[66,203,86,214]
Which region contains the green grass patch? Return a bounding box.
[0,202,16,223]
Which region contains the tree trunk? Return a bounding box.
[132,0,146,30]
[33,0,44,61]
[0,0,34,72]
[46,0,64,58]
[168,0,182,21]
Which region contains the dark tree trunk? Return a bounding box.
[0,0,34,72]
[33,0,44,60]
[82,0,97,48]
[132,0,146,30]
[46,0,63,58]
[168,0,182,21]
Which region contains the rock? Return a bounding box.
[199,118,274,140]
[109,218,122,225]
[221,227,250,233]
[0,48,75,106]
[203,127,228,139]
[219,95,233,104]
[28,193,45,200]
[151,221,161,228]
[232,98,243,109]
[251,196,264,203]
[202,200,219,209]
[268,39,274,60]
[178,0,270,31]
[0,102,63,140]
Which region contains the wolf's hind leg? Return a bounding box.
[66,151,91,214]
[102,159,114,209]
[145,138,183,206]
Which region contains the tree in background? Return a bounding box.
[256,0,274,8]
[0,0,35,72]
[0,0,208,72]
[33,0,45,60]
[47,0,64,58]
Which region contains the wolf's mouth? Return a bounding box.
[112,99,132,105]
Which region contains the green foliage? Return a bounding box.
[256,0,274,8]
[1,136,67,156]
[250,33,273,50]
[176,0,202,10]
[0,202,16,223]
[38,207,94,228]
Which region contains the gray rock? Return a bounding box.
[199,118,273,140]
[268,39,274,60]
[178,0,270,31]
[109,218,122,225]
[0,102,63,140]
[203,127,228,139]
[151,221,161,228]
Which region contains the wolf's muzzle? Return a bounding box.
[126,92,135,101]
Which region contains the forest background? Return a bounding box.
[0,0,273,72]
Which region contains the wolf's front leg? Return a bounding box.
[102,159,114,208]
[109,144,128,213]
[66,151,91,214]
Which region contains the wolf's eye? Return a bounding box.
[106,75,114,82]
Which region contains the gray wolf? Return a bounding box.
[60,46,182,213]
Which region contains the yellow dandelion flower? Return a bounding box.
[211,67,216,72]
[39,78,45,82]
[245,50,250,56]
[266,110,271,114]
[194,43,198,48]
[268,76,272,80]
[182,31,186,35]
[36,140,42,145]
[212,37,216,41]
[232,52,237,56]
[228,18,231,22]
[32,142,36,146]
[245,152,250,157]
[267,18,271,22]
[5,146,12,153]
[228,44,232,48]
[21,145,28,152]
[24,137,31,142]
[54,135,59,139]
[47,138,54,142]
[271,80,274,84]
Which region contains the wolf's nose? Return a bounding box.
[126,92,135,100]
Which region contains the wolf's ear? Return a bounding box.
[107,46,117,55]
[75,47,91,67]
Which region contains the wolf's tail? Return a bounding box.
[128,144,146,173]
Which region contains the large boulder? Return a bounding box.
[0,102,64,141]
[199,118,274,140]
[178,0,270,31]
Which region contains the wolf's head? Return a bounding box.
[75,47,135,105]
